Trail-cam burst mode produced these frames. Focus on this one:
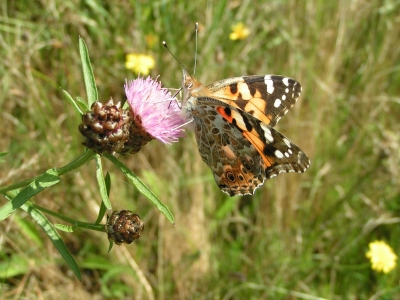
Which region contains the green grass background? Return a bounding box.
[1,0,400,299]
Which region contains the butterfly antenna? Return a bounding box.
[193,22,199,76]
[162,41,189,74]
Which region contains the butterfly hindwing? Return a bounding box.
[191,99,266,196]
[213,103,310,181]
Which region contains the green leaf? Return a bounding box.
[0,255,30,278]
[108,241,114,253]
[13,214,44,247]
[95,172,111,224]
[0,152,7,163]
[104,154,175,224]
[62,89,83,115]
[54,224,78,232]
[79,37,98,107]
[95,155,112,210]
[76,96,90,112]
[21,201,81,280]
[0,169,60,221]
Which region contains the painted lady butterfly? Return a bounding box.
[182,71,310,196]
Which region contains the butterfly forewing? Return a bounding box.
[206,75,302,127]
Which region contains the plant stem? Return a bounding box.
[31,203,105,232]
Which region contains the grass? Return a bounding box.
[1,0,400,299]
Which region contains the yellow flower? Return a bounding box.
[145,34,158,48]
[229,22,250,40]
[125,53,155,75]
[366,240,397,273]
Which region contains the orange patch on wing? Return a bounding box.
[253,90,262,98]
[216,106,234,123]
[236,82,252,99]
[242,131,274,167]
[222,98,272,125]
[228,109,274,167]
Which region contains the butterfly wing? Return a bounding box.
[206,75,302,127]
[215,105,310,178]
[182,72,309,196]
[190,99,266,196]
[193,98,309,196]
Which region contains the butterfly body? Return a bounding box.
[182,70,309,196]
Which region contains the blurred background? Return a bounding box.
[1,0,400,299]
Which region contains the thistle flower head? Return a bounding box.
[125,76,185,144]
[79,99,131,154]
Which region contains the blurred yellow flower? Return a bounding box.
[145,34,158,48]
[125,53,155,75]
[366,240,397,273]
[229,22,250,40]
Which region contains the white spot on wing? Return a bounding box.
[274,99,281,108]
[264,75,274,94]
[282,95,286,100]
[260,123,274,143]
[283,138,291,148]
[282,77,290,86]
[275,150,284,158]
[285,88,289,93]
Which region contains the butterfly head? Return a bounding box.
[182,69,207,101]
[182,69,199,101]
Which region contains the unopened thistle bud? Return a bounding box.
[106,210,145,245]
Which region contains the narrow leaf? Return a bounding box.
[75,96,90,112]
[54,224,78,232]
[0,169,60,221]
[62,89,83,115]
[108,241,114,253]
[95,155,112,210]
[14,214,44,247]
[79,37,98,107]
[104,154,175,224]
[21,201,81,280]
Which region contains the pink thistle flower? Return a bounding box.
[125,76,185,144]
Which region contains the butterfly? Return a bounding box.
[181,70,310,196]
